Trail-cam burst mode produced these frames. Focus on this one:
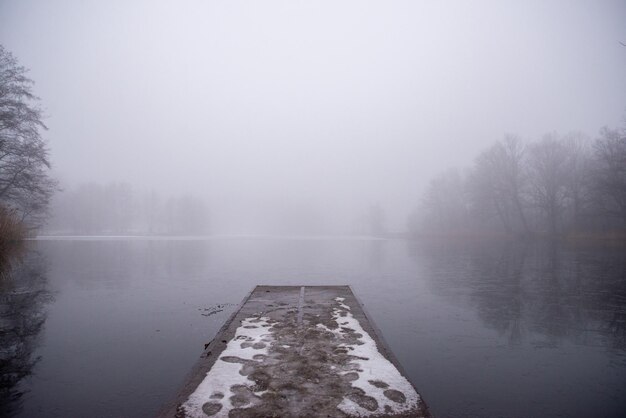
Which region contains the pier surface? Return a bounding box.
[159,285,430,418]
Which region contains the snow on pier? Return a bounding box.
[159,286,430,418]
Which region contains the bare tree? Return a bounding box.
[413,125,624,239]
[591,126,626,226]
[468,135,530,236]
[418,169,469,234]
[0,45,56,228]
[561,132,592,228]
[527,133,571,237]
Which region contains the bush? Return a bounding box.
[0,206,25,264]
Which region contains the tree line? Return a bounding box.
[1,45,211,239]
[409,126,626,239]
[46,183,210,235]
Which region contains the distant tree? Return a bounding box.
[411,123,625,239]
[61,182,134,233]
[0,45,56,227]
[527,133,572,236]
[468,135,530,235]
[591,126,626,226]
[142,190,161,234]
[104,182,133,233]
[418,169,469,234]
[173,194,210,235]
[45,182,211,235]
[68,183,105,233]
[561,132,592,228]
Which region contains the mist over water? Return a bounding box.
[2,0,625,234]
[1,1,626,417]
[0,238,624,417]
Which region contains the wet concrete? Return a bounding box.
[158,286,430,418]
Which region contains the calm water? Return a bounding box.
[1,237,625,417]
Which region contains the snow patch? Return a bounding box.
[180,317,273,418]
[178,298,421,417]
[331,298,420,416]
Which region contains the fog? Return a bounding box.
[1,0,625,234]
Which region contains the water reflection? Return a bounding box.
[0,249,51,416]
[367,239,386,270]
[409,239,626,352]
[0,237,623,417]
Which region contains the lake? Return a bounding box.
[1,237,625,417]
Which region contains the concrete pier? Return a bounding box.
[159,285,430,418]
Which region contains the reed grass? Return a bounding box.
[0,206,26,270]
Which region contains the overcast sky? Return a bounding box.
[1,0,625,233]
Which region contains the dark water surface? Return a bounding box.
[1,237,625,417]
